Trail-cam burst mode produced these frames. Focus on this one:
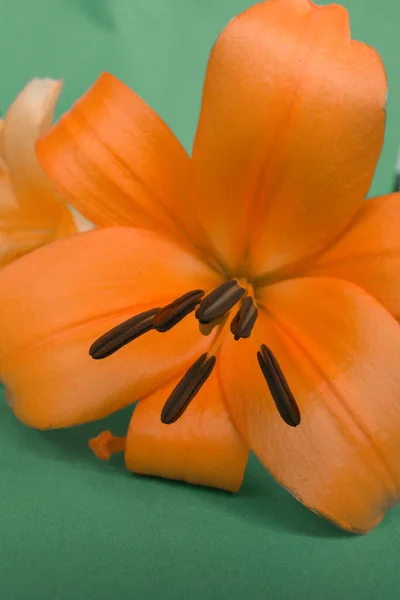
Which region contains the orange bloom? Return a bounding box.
[1,0,400,533]
[0,79,91,267]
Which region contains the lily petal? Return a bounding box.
[0,211,55,266]
[192,0,386,276]
[0,169,72,267]
[125,371,248,492]
[302,193,400,320]
[0,227,220,429]
[36,73,208,258]
[220,277,400,532]
[1,78,75,229]
[0,79,76,267]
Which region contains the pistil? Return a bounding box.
[89,430,126,460]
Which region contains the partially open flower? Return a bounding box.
[0,79,92,267]
[1,0,400,534]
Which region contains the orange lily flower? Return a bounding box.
[0,78,91,266]
[1,0,400,534]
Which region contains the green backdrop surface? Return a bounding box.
[1,1,400,598]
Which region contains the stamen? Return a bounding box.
[153,290,204,332]
[230,296,258,340]
[257,344,301,427]
[89,431,126,460]
[89,308,160,360]
[161,353,216,424]
[195,280,245,324]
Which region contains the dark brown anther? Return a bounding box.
[161,353,216,424]
[230,296,258,340]
[153,290,204,333]
[195,280,245,324]
[257,344,301,427]
[89,308,160,360]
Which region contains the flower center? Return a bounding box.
[89,279,300,429]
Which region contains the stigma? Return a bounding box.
[89,279,301,428]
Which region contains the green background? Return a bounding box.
[1,0,399,598]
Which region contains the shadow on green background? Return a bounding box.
[1,1,400,598]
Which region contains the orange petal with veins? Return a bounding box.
[192,0,386,276]
[36,73,211,262]
[0,79,76,266]
[303,193,400,320]
[219,277,400,532]
[0,227,220,428]
[1,78,74,227]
